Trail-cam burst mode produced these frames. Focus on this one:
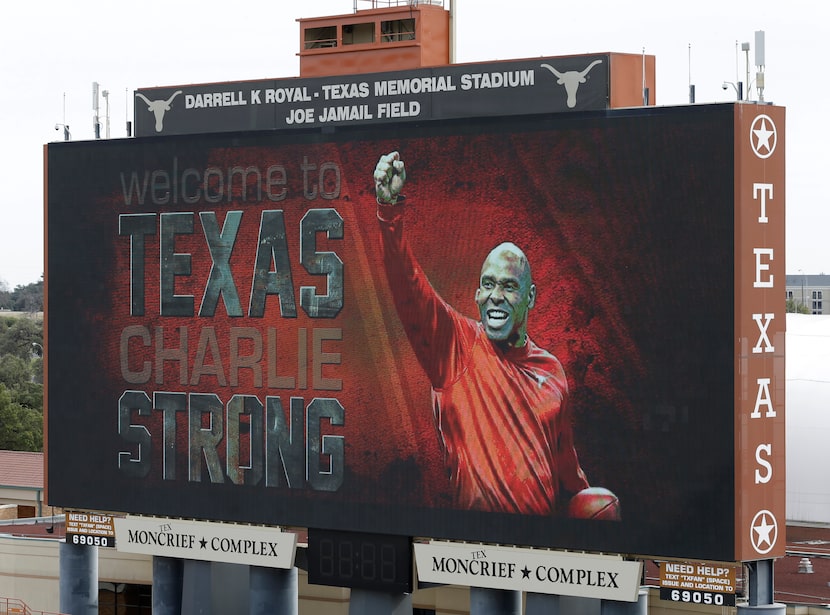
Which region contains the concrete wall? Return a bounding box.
[0,536,60,612]
[0,535,152,613]
[0,486,44,515]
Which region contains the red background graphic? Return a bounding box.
[47,106,747,560]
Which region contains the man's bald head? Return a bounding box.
[475,242,536,348]
[482,242,531,283]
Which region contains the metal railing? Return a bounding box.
[0,515,62,528]
[354,0,445,10]
[0,597,67,615]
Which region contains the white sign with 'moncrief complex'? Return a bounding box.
[114,516,297,569]
[415,541,642,601]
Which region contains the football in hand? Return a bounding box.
[566,487,621,521]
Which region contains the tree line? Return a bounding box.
[0,278,43,312]
[786,297,811,314]
[0,310,43,451]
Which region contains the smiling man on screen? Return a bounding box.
[373,151,602,517]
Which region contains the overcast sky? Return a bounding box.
[0,0,821,288]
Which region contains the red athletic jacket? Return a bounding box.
[378,204,589,514]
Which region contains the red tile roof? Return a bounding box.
[778,524,830,605]
[0,450,44,489]
[776,553,830,605]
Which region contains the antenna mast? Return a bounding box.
[92,82,100,139]
[755,30,766,102]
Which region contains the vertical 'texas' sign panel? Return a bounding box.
[46,105,758,561]
[734,106,786,560]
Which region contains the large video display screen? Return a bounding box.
[47,105,740,561]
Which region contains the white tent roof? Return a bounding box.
[786,313,830,523]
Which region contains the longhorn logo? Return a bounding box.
[135,90,183,133]
[540,60,603,109]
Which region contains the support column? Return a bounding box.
[527,594,603,615]
[469,587,521,615]
[59,541,98,615]
[739,559,785,614]
[526,593,561,614]
[249,566,298,615]
[600,588,648,615]
[348,589,412,615]
[212,563,249,613]
[152,556,183,615]
[737,605,786,614]
[181,559,212,614]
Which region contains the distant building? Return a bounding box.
[785,274,829,314]
[0,450,44,518]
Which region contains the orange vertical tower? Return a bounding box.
[297,1,655,107]
[298,1,451,77]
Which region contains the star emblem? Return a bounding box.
[522,566,531,579]
[750,114,777,159]
[750,509,778,554]
[199,537,207,549]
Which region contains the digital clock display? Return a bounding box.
[307,529,412,592]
